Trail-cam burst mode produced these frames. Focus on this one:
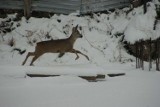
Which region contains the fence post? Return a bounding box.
[141,41,144,70]
[136,42,138,68]
[149,38,152,71]
[24,0,31,19]
[137,41,140,68]
[158,39,160,71]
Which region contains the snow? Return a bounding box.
[0,64,160,107]
[0,64,104,77]
[0,1,160,107]
[124,2,160,43]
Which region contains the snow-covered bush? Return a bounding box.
[0,13,20,41]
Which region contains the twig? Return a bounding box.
[15,30,25,37]
[12,48,26,55]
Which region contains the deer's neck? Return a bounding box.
[68,34,77,45]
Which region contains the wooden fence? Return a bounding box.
[0,0,130,18]
[135,38,160,71]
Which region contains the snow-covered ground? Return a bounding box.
[0,1,160,107]
[0,63,160,107]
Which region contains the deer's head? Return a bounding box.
[72,25,83,38]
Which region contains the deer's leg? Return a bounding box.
[58,53,65,58]
[71,49,89,60]
[22,52,35,65]
[74,51,79,60]
[30,53,43,66]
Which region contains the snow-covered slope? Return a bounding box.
[1,2,160,66]
[124,2,160,43]
[0,6,130,66]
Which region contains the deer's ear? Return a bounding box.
[72,27,76,32]
[75,25,78,29]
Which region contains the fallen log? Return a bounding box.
[79,76,97,81]
[26,74,105,82]
[107,73,125,77]
[26,74,59,77]
[97,74,106,79]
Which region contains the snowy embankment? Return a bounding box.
[0,4,135,66]
[0,1,160,107]
[0,2,160,66]
[0,64,104,77]
[124,2,160,43]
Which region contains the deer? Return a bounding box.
[22,25,89,66]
